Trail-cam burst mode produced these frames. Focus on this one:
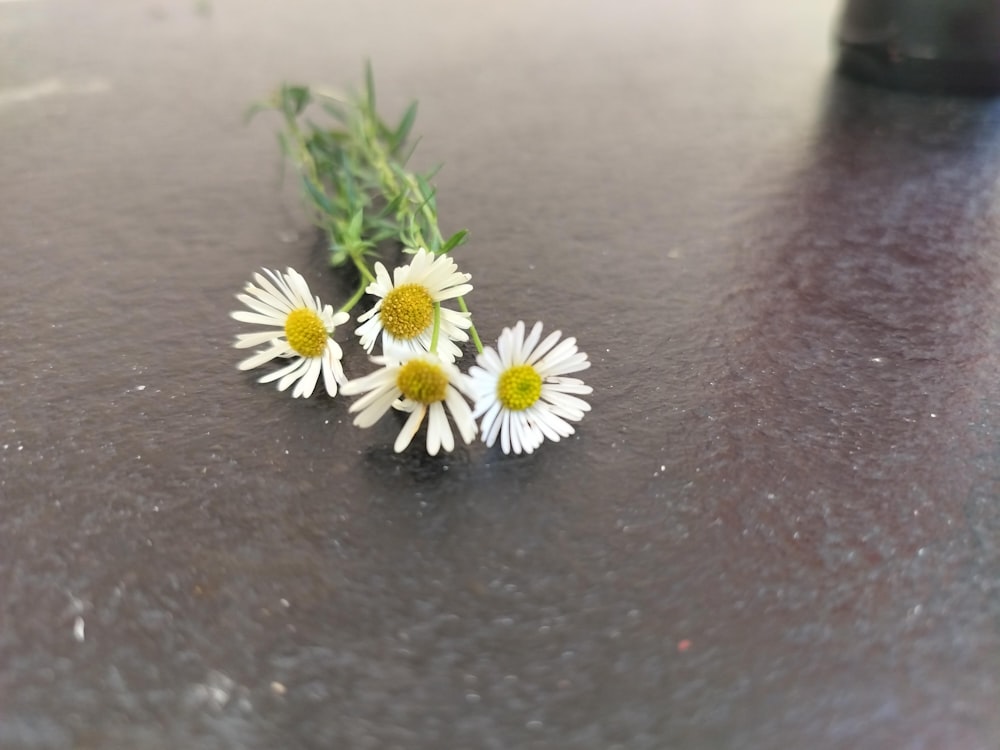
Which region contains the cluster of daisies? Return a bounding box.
[231,249,592,455]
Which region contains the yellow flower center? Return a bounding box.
[284,308,327,358]
[396,360,449,404]
[379,283,434,340]
[497,364,543,411]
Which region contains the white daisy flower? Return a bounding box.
[341,352,477,455]
[354,248,473,363]
[468,321,593,455]
[230,267,350,398]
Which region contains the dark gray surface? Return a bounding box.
[3,1,1000,748]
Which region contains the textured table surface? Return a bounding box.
[3,1,1000,748]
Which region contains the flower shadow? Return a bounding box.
[362,437,472,487]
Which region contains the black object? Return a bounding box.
[837,0,1000,93]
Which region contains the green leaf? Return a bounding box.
[423,163,442,181]
[338,152,362,209]
[348,209,364,238]
[364,60,376,112]
[373,110,392,138]
[320,100,349,123]
[370,227,396,244]
[328,240,349,267]
[382,193,405,216]
[440,229,469,253]
[398,135,421,166]
[415,174,437,211]
[302,176,333,214]
[391,101,418,154]
[243,99,273,124]
[281,85,312,117]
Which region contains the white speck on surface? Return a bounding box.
[189,671,235,711]
[930,413,937,418]
[135,385,146,391]
[270,681,286,696]
[279,598,290,608]
[465,692,481,703]
[72,616,85,642]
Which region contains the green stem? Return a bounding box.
[429,303,441,354]
[457,296,483,354]
[282,113,320,187]
[337,280,368,315]
[350,251,376,284]
[401,170,444,250]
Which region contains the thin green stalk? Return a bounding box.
[350,251,376,284]
[337,280,368,315]
[429,303,441,354]
[457,296,483,354]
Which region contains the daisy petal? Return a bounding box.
[353,250,474,363]
[292,357,323,398]
[231,310,287,327]
[235,330,285,350]
[231,267,349,398]
[472,321,591,453]
[394,405,427,453]
[238,343,289,371]
[343,351,474,454]
[276,358,312,392]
